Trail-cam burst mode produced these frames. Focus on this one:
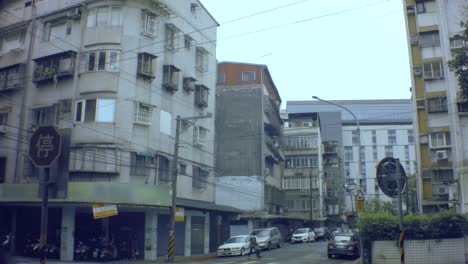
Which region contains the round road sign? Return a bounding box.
[376,157,406,198]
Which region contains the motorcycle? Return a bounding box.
[74,240,91,261]
[1,233,13,264]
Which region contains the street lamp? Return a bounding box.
[312,96,364,262]
[312,96,362,193]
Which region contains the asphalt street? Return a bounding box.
[186,241,356,264]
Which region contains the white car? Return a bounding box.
[291,228,315,243]
[217,235,251,257]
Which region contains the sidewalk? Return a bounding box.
[14,253,217,263]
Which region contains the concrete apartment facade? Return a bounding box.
[281,112,324,223]
[215,62,286,233]
[0,0,238,260]
[403,0,468,213]
[287,100,417,214]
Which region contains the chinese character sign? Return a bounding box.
[29,126,61,167]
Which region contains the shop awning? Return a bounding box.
[175,197,243,213]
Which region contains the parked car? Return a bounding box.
[313,227,326,241]
[217,235,251,257]
[250,227,282,250]
[291,228,315,243]
[327,233,359,259]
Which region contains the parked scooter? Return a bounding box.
[1,233,13,264]
[74,240,91,261]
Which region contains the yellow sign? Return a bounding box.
[92,204,118,219]
[175,207,184,222]
[356,200,364,213]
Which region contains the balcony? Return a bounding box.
[265,136,284,161]
[33,51,76,85]
[0,64,25,92]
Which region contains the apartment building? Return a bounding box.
[403,0,468,213]
[0,0,239,260]
[287,100,417,213]
[215,62,286,233]
[281,112,324,223]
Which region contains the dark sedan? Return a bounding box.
[327,233,359,259]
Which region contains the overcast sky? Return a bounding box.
[200,0,412,107]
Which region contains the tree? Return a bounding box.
[404,173,418,214]
[448,21,468,99]
[364,198,394,215]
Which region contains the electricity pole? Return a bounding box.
[167,114,212,263]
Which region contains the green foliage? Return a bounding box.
[428,210,466,239]
[404,214,429,240]
[448,21,468,99]
[364,198,395,215]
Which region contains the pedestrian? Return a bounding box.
[247,235,262,259]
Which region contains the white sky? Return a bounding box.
[200,0,412,107]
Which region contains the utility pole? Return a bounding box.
[167,114,212,263]
[396,159,405,264]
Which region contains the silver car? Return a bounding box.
[250,227,282,250]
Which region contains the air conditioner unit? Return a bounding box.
[406,5,415,15]
[413,67,422,77]
[436,150,448,160]
[67,8,81,19]
[434,186,448,195]
[410,35,419,46]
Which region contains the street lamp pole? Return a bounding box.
[167,114,212,263]
[312,96,364,262]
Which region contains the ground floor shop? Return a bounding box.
[0,203,238,261]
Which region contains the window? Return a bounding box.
[131,152,152,177]
[33,52,76,83]
[405,146,410,160]
[184,34,193,50]
[0,29,25,54]
[429,132,451,148]
[416,1,436,14]
[344,146,353,161]
[408,130,414,144]
[157,155,170,182]
[160,110,172,135]
[427,97,448,113]
[419,31,440,47]
[43,21,71,42]
[388,130,396,145]
[372,130,377,145]
[69,148,117,173]
[345,162,350,177]
[217,73,225,82]
[352,130,359,145]
[192,165,209,189]
[450,35,466,48]
[360,162,366,175]
[87,6,121,27]
[360,146,365,160]
[282,177,310,190]
[285,156,318,168]
[284,136,318,149]
[195,47,209,72]
[385,146,393,157]
[86,51,119,72]
[134,102,152,124]
[195,85,209,108]
[165,24,179,51]
[179,164,187,175]
[193,126,208,147]
[242,71,255,81]
[162,65,181,92]
[33,105,57,126]
[0,64,24,91]
[141,10,158,37]
[137,52,157,78]
[75,98,115,123]
[423,61,443,79]
[373,146,377,161]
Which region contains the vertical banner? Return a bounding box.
[175,207,184,222]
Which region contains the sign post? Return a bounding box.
[376,157,406,264]
[29,126,61,264]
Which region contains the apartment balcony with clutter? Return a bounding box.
[32,51,76,85]
[265,135,284,161]
[0,63,25,92]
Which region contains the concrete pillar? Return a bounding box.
[184,214,191,257]
[204,212,210,254]
[144,209,158,260]
[60,207,75,261]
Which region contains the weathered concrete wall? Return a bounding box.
[215,176,263,211]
